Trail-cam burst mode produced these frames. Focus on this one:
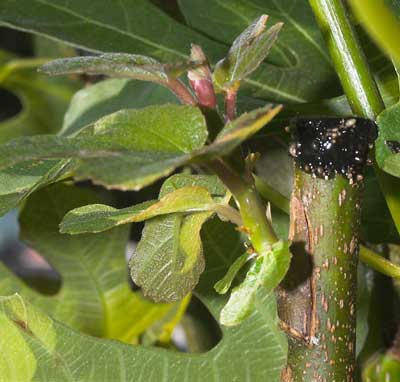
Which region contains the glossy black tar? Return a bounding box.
[289,117,377,181]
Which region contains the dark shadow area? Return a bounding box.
[281,241,313,291]
[174,295,222,353]
[0,244,62,295]
[0,27,33,56]
[149,0,185,23]
[0,88,22,122]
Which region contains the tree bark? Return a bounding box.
[279,168,361,382]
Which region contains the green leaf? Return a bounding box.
[0,183,174,342]
[376,102,400,178]
[195,104,282,160]
[129,175,226,302]
[348,0,400,63]
[0,104,208,190]
[356,263,373,356]
[0,159,74,217]
[0,217,287,381]
[363,352,400,382]
[0,0,339,102]
[178,0,339,101]
[220,240,291,326]
[214,252,249,294]
[40,53,200,82]
[61,78,176,136]
[362,169,400,243]
[60,186,215,234]
[142,294,191,346]
[0,50,79,144]
[213,15,282,91]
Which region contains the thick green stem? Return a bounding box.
[209,160,278,255]
[280,169,360,382]
[308,0,384,119]
[279,2,385,380]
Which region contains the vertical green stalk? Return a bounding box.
[280,171,361,381]
[308,0,384,119]
[280,1,386,380]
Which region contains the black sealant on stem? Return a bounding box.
[289,117,377,182]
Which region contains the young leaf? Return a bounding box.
[0,0,341,102]
[0,104,208,190]
[188,44,217,109]
[40,54,200,105]
[194,104,282,160]
[178,0,340,101]
[40,53,199,82]
[214,252,249,294]
[213,16,283,91]
[129,175,226,302]
[220,240,291,326]
[60,186,215,234]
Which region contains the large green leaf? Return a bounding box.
[0,48,80,217]
[129,175,226,302]
[349,0,400,63]
[0,183,174,343]
[0,104,208,190]
[61,78,176,136]
[0,0,339,102]
[0,78,177,217]
[0,159,74,217]
[0,217,287,381]
[0,49,79,144]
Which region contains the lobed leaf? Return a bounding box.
[0,183,175,342]
[0,215,287,381]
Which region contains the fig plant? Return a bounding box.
[0,1,400,381]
